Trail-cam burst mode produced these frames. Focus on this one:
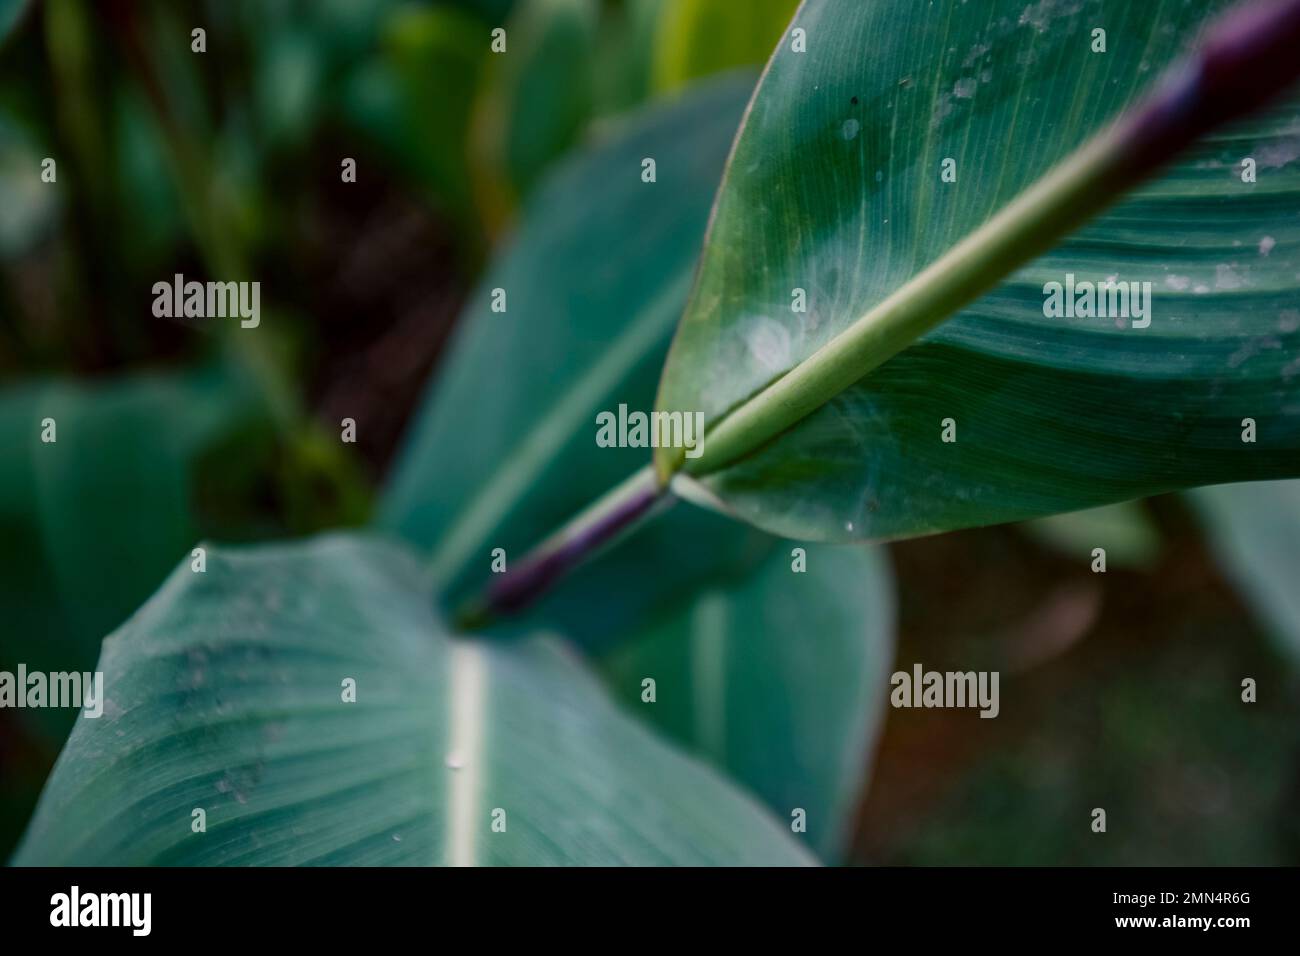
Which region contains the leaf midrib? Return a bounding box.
[428,271,692,585]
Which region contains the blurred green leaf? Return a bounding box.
[249,0,402,63]
[341,4,487,229]
[137,3,212,146]
[470,0,599,224]
[655,0,1300,541]
[602,540,894,860]
[650,0,797,93]
[380,75,754,610]
[379,76,890,848]
[0,362,269,687]
[1021,500,1160,570]
[1192,480,1300,664]
[449,0,517,23]
[0,0,29,46]
[110,90,182,267]
[13,534,813,866]
[0,108,57,256]
[592,0,663,116]
[254,26,323,151]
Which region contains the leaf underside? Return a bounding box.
[12,535,813,866]
[602,537,894,860]
[656,0,1300,541]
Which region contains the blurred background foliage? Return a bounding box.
[0,0,1296,863]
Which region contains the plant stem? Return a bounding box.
[663,0,1300,480]
[456,466,671,629]
[466,0,1300,624]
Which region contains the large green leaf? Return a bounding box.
[650,0,798,93]
[656,0,1300,542]
[379,74,754,607]
[1191,480,1300,664]
[0,362,267,683]
[379,77,891,849]
[601,540,894,860]
[12,535,812,866]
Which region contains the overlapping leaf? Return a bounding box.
[601,539,894,859]
[380,75,754,606]
[657,0,1300,541]
[0,363,267,685]
[12,535,812,866]
[379,77,894,852]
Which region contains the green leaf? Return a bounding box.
[470,0,599,222]
[589,0,662,117]
[448,0,517,23]
[253,27,323,152]
[1191,480,1300,664]
[0,0,29,46]
[656,0,1300,542]
[1021,500,1160,570]
[650,0,798,93]
[379,74,754,607]
[340,4,487,230]
[0,109,58,257]
[517,499,775,651]
[12,534,813,866]
[0,363,267,684]
[601,541,894,860]
[111,91,183,268]
[378,77,893,848]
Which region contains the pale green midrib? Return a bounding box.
[445,640,487,866]
[427,271,693,584]
[676,119,1135,480]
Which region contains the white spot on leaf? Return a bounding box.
[1215,264,1245,290]
[745,317,793,373]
